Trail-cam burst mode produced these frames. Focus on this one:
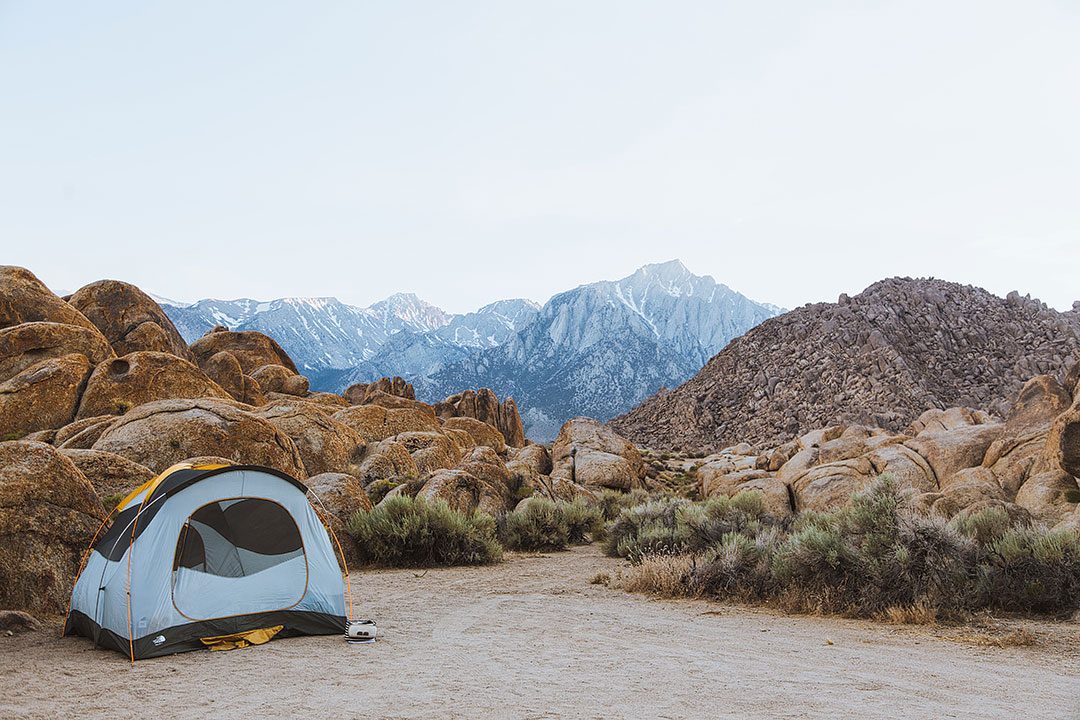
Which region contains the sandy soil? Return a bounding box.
[2,545,1079,719]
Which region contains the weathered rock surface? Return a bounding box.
[332,404,440,443]
[434,388,527,448]
[92,398,306,478]
[351,440,419,483]
[190,329,298,375]
[54,415,118,450]
[76,351,230,420]
[345,377,415,406]
[441,416,506,455]
[1014,469,1080,526]
[0,322,114,384]
[612,277,1080,452]
[66,280,193,361]
[0,609,42,634]
[511,444,552,476]
[251,364,309,396]
[0,267,99,332]
[58,449,155,499]
[551,417,646,490]
[254,401,365,477]
[0,441,105,615]
[0,354,92,438]
[201,351,251,404]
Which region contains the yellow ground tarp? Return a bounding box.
[199,625,284,652]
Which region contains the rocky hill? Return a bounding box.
[611,277,1080,453]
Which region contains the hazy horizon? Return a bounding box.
[3,1,1078,313]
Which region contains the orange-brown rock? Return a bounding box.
[441,416,506,455]
[201,351,246,402]
[54,415,118,450]
[66,280,193,361]
[1014,469,1080,526]
[435,388,527,448]
[305,472,369,570]
[92,398,306,478]
[0,322,114,384]
[359,390,435,414]
[190,329,298,375]
[0,441,105,615]
[59,449,155,499]
[75,352,230,420]
[0,266,98,332]
[0,354,92,438]
[253,401,365,477]
[550,417,646,491]
[352,440,419,482]
[1047,396,1080,478]
[251,364,309,396]
[511,444,552,476]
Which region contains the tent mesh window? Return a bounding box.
[173,498,305,577]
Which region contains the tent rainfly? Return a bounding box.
[64,463,349,660]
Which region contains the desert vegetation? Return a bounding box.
[604,476,1080,619]
[345,494,503,567]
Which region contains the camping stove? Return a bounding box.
[345,620,377,643]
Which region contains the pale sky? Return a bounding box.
[2,1,1078,313]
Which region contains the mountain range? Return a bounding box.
[159,260,781,440]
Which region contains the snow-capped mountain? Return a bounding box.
[161,293,540,389]
[159,260,781,440]
[416,260,782,439]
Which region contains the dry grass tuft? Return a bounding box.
[611,554,698,597]
[589,572,610,586]
[879,602,940,625]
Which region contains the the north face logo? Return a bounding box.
[153,635,166,646]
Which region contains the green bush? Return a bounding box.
[345,494,502,567]
[498,497,569,551]
[611,476,1080,618]
[596,488,651,521]
[497,496,606,550]
[563,498,605,544]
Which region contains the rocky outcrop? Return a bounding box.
[201,351,255,405]
[332,404,440,443]
[511,444,552,476]
[352,440,419,483]
[0,441,105,615]
[550,417,646,491]
[92,398,306,478]
[612,277,1080,452]
[54,415,118,450]
[59,449,155,499]
[0,266,99,332]
[0,322,114,384]
[0,354,92,438]
[190,328,298,375]
[66,280,194,361]
[441,416,506,455]
[693,362,1080,521]
[254,401,365,477]
[251,364,309,396]
[434,388,527,448]
[75,351,231,420]
[344,377,415,405]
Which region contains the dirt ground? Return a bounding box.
[2,545,1079,720]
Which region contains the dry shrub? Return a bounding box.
[605,476,1080,618]
[613,554,699,597]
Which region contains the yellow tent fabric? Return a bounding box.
[199,625,284,652]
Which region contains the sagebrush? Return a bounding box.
[346,494,502,567]
[609,477,1080,617]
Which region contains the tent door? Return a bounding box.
[170,498,309,621]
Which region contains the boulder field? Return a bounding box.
[690,365,1080,530]
[0,265,643,619]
